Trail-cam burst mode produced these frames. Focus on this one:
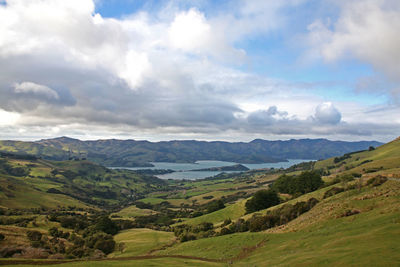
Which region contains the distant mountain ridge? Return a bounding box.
[0,137,383,167]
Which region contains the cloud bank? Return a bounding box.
[0,0,399,141]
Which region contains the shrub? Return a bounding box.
[339,174,354,183]
[323,187,345,199]
[94,239,115,254]
[340,209,361,217]
[219,227,233,235]
[247,198,319,233]
[27,230,42,242]
[228,219,248,232]
[95,216,119,235]
[191,211,203,218]
[245,189,280,213]
[221,218,231,227]
[196,222,213,232]
[180,234,196,242]
[367,176,388,187]
[206,199,225,213]
[48,227,70,239]
[66,245,89,258]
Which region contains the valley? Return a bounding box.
[0,137,399,266]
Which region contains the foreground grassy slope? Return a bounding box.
[0,258,220,267]
[158,179,400,266]
[110,228,175,257]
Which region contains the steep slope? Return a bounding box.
[156,178,400,266]
[314,136,400,176]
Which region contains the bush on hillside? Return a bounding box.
[248,198,319,232]
[27,230,42,242]
[228,219,249,232]
[206,199,225,213]
[323,187,345,199]
[366,175,388,187]
[94,216,119,235]
[245,189,280,214]
[272,171,323,195]
[85,232,115,254]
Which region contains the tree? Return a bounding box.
[206,199,225,213]
[245,189,280,214]
[272,174,293,194]
[95,216,119,235]
[272,171,323,195]
[94,238,115,254]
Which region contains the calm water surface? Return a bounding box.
[111,159,311,180]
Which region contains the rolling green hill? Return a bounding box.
[314,136,400,177]
[0,137,399,266]
[0,153,166,209]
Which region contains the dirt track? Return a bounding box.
[0,255,224,265]
[0,239,267,266]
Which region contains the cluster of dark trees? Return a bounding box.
[173,197,319,241]
[173,222,215,242]
[272,171,323,195]
[245,189,280,214]
[44,212,119,258]
[246,198,319,232]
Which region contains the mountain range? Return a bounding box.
[0,137,382,167]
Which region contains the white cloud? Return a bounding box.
[307,0,400,96]
[168,8,211,53]
[0,109,20,126]
[314,102,341,125]
[0,0,397,142]
[14,82,59,99]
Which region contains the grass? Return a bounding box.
[0,177,89,209]
[161,179,400,266]
[175,199,247,226]
[110,228,176,257]
[111,205,157,219]
[314,137,400,175]
[2,137,400,266]
[157,232,266,259]
[138,197,166,205]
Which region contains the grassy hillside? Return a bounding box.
[0,141,67,160]
[0,154,166,209]
[156,179,400,266]
[0,137,399,266]
[314,136,400,178]
[110,228,175,258]
[175,199,247,226]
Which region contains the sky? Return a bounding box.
[0,0,399,142]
